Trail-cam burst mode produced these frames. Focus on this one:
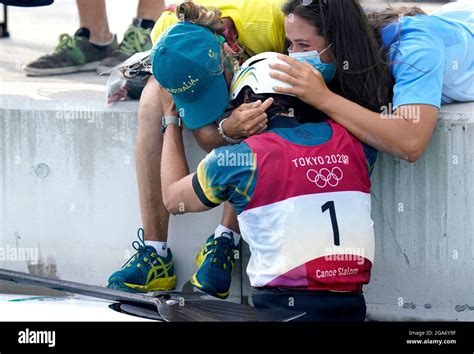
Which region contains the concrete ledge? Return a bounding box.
[439,102,474,122]
[0,81,138,113]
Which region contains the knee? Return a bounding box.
[137,79,163,128]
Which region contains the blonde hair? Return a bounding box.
[175,0,244,73]
[175,1,225,34]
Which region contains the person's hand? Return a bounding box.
[223,98,274,138]
[269,54,333,110]
[223,42,237,58]
[157,84,178,117]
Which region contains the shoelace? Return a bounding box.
[54,33,77,52]
[121,228,155,269]
[119,26,148,56]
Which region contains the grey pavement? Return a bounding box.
[0,0,140,113]
[0,0,446,111]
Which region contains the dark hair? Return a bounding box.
[282,0,394,112]
[232,86,326,122]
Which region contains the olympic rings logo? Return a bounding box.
[306,167,344,188]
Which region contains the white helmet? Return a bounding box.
[229,52,294,102]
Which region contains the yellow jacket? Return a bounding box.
[150,0,287,57]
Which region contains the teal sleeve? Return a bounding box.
[193,142,258,214]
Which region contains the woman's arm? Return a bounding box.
[270,54,439,162]
[157,79,273,152]
[192,125,226,153]
[192,98,274,152]
[320,93,439,162]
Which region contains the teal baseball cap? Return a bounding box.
[151,22,229,130]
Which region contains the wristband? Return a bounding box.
[218,118,243,144]
[161,116,182,134]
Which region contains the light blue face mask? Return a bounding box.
[289,44,336,82]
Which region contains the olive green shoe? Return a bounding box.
[97,23,153,75]
[24,28,118,76]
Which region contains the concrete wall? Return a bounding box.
[0,93,473,318]
[0,90,245,301]
[366,103,474,321]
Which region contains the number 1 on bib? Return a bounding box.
[321,201,340,246]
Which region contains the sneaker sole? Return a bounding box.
[123,275,177,292]
[190,273,229,299]
[107,282,144,293]
[23,61,101,77]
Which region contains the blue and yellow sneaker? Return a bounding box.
[107,228,176,293]
[191,232,237,299]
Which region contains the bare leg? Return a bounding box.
[76,0,112,43]
[137,0,166,21]
[221,203,241,234]
[136,76,169,242]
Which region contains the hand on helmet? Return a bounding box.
[224,98,274,138]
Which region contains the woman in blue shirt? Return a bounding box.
[271,0,473,162]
